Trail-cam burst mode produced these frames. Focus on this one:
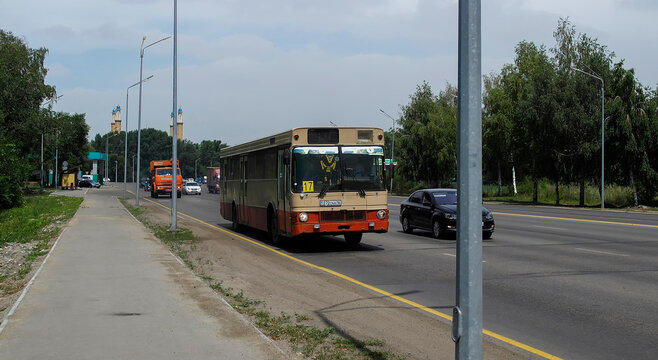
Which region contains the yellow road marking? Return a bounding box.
[494,212,658,229]
[136,195,563,360]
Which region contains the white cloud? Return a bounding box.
[3,0,657,145]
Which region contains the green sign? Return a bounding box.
[384,159,391,165]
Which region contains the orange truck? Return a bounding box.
[149,159,183,198]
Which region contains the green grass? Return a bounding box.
[0,192,83,294]
[210,281,402,360]
[0,192,83,246]
[483,179,635,208]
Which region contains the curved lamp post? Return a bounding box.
[136,35,171,206]
[378,109,396,192]
[106,132,118,182]
[572,65,605,209]
[124,75,153,190]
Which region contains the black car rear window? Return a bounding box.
[432,191,457,205]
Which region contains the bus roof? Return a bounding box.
[220,127,385,158]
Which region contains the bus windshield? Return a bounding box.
[292,146,385,193]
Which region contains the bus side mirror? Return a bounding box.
[283,150,290,165]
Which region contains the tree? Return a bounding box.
[607,63,658,205]
[0,135,30,209]
[0,29,57,204]
[199,140,226,168]
[0,30,55,154]
[504,41,557,203]
[397,81,457,187]
[483,71,514,196]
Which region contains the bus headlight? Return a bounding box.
[298,212,309,222]
[376,210,387,220]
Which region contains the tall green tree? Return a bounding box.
[0,29,56,205]
[483,71,514,196]
[505,41,557,203]
[0,30,55,153]
[199,140,226,168]
[397,81,457,187]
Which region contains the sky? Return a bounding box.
[2,0,657,146]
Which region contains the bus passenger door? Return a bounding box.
[277,149,289,235]
[239,155,247,226]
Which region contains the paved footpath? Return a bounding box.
[0,187,286,359]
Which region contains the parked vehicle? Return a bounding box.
[78,179,101,188]
[183,181,202,195]
[206,167,221,194]
[399,188,494,239]
[149,159,183,198]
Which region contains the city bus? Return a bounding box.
[219,127,389,245]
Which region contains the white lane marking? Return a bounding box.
[533,225,567,231]
[575,248,630,257]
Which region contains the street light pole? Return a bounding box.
[125,75,154,191]
[136,35,171,206]
[572,66,605,209]
[194,158,200,180]
[105,132,118,183]
[379,109,396,192]
[40,95,62,192]
[171,0,179,230]
[132,155,136,183]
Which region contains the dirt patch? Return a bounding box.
[130,197,531,360]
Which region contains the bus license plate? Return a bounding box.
[320,200,342,207]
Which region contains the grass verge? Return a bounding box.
[0,192,83,296]
[119,198,403,360]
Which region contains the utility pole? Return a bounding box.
[454,0,483,359]
[170,0,179,230]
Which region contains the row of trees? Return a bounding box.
[89,129,226,183]
[1,30,90,209]
[389,19,658,206]
[1,28,227,210]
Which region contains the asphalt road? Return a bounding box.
[131,184,658,360]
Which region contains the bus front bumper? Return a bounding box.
[290,210,389,237]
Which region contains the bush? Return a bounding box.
[0,137,30,210]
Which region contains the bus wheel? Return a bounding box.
[231,205,240,231]
[268,211,281,246]
[345,232,362,246]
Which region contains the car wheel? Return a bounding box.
[402,216,413,234]
[345,232,362,246]
[432,219,442,239]
[483,232,493,240]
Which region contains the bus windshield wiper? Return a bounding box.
[358,187,366,198]
[319,184,330,198]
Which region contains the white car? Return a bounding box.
[183,181,201,195]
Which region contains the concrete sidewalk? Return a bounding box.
[0,188,286,359]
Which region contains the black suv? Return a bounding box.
[399,188,494,239]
